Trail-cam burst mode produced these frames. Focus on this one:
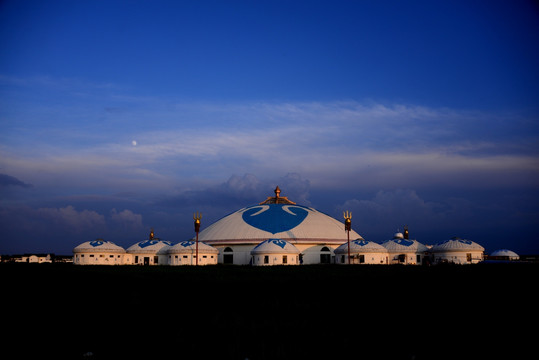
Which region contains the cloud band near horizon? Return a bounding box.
[1,96,538,194]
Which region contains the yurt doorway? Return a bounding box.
[320,247,331,264]
[143,257,150,265]
[223,247,234,264]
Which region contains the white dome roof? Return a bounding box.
[393,232,404,239]
[167,241,218,254]
[251,239,300,255]
[431,238,484,252]
[381,238,428,253]
[126,239,173,254]
[490,249,519,258]
[73,239,125,253]
[199,203,362,246]
[334,239,387,254]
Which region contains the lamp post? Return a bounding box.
[193,212,202,266]
[343,211,352,264]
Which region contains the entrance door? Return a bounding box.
[223,247,234,264]
[320,247,331,264]
[143,257,150,265]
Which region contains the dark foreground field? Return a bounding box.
[2,263,537,360]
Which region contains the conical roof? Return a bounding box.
[431,238,484,252]
[251,239,300,255]
[73,239,125,253]
[197,188,362,246]
[167,240,218,254]
[334,239,387,254]
[381,238,428,253]
[126,239,173,254]
[490,249,519,258]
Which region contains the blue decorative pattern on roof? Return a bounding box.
[89,240,105,247]
[394,239,414,247]
[138,240,158,248]
[179,241,195,247]
[253,238,288,249]
[353,240,369,246]
[270,239,287,249]
[242,204,309,234]
[136,240,172,248]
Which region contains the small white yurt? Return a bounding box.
[73,239,126,265]
[381,229,428,265]
[167,240,218,266]
[125,229,172,265]
[126,239,172,265]
[251,239,300,266]
[334,239,388,265]
[489,249,519,261]
[430,237,484,264]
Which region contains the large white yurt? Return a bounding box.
[73,239,126,265]
[250,238,301,266]
[198,187,362,265]
[334,239,389,265]
[167,240,218,266]
[430,237,484,264]
[489,249,519,261]
[381,229,428,265]
[125,230,172,265]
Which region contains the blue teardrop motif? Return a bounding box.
[242,205,309,234]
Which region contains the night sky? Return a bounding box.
[1,0,538,255]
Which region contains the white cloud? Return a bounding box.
[36,205,106,232]
[1,99,537,195]
[110,208,143,228]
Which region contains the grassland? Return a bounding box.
[2,263,536,359]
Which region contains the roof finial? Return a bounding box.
[149,228,154,240]
[259,186,296,205]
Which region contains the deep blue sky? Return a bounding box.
[1,0,538,255]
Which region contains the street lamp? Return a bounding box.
[343,211,352,264]
[193,212,202,266]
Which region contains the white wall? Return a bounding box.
[168,253,218,266]
[432,251,483,264]
[296,244,336,265]
[124,253,169,265]
[335,253,388,265]
[214,245,254,265]
[73,253,124,265]
[214,243,340,265]
[251,253,299,266]
[387,252,423,265]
